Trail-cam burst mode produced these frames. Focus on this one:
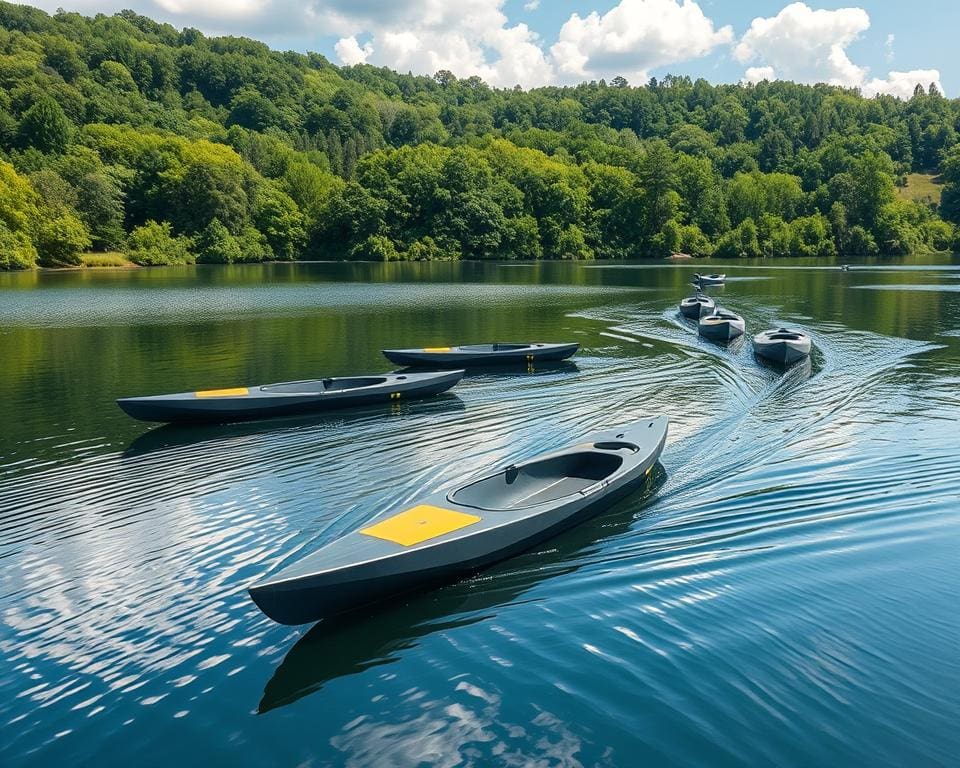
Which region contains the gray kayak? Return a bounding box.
[694,272,726,286]
[698,307,746,341]
[680,293,716,319]
[117,370,464,423]
[753,328,812,365]
[383,342,578,368]
[249,416,669,625]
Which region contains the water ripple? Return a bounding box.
[1,262,959,766]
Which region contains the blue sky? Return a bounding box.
[22,1,955,97]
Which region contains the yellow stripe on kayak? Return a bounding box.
[195,387,249,398]
[360,504,480,546]
[422,347,452,353]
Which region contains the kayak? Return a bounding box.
[382,342,578,368]
[117,370,464,424]
[694,272,726,286]
[679,293,716,319]
[698,308,746,341]
[753,328,812,365]
[249,416,669,625]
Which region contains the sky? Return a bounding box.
[19,1,955,98]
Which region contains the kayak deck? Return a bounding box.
[382,342,579,367]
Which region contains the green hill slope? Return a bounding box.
[0,1,958,268]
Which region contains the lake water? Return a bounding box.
[1,259,958,766]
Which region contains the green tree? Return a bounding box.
[846,225,879,256]
[0,223,37,269]
[236,225,272,262]
[35,212,91,266]
[196,218,242,263]
[715,218,762,258]
[18,96,72,153]
[75,173,125,250]
[351,234,399,261]
[502,215,542,260]
[166,154,249,234]
[556,224,592,260]
[227,87,281,132]
[0,160,40,269]
[253,182,305,260]
[127,220,194,265]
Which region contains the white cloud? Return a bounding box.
[334,35,372,65]
[524,0,540,10]
[338,0,733,88]
[864,69,943,100]
[154,0,267,16]
[551,0,733,83]
[884,33,895,63]
[734,3,945,98]
[734,2,869,87]
[324,0,552,88]
[743,66,776,84]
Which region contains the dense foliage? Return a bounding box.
[1,1,958,268]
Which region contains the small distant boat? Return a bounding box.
[383,342,578,368]
[679,293,716,319]
[694,273,726,286]
[117,370,464,423]
[249,417,669,625]
[752,328,812,365]
[840,264,851,271]
[698,308,745,341]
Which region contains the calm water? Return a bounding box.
[1,259,959,766]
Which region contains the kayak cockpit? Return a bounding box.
[458,343,536,352]
[704,310,741,322]
[259,377,390,394]
[764,329,804,341]
[449,450,625,510]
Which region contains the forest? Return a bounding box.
[1,1,960,269]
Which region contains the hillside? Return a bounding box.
[896,173,944,206]
[0,1,959,269]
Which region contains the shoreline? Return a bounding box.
[17,250,954,273]
[2,247,954,276]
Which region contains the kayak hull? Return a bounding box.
[250,417,668,625]
[383,342,578,368]
[698,311,745,341]
[694,273,726,286]
[680,296,716,319]
[117,370,464,424]
[753,330,812,365]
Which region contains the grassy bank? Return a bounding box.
[80,253,137,269]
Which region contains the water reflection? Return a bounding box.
[457,361,581,379]
[753,354,815,376]
[124,396,466,457]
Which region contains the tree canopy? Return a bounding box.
[0,1,957,269]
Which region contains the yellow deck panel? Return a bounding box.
[422,347,453,353]
[360,504,481,546]
[195,387,249,398]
